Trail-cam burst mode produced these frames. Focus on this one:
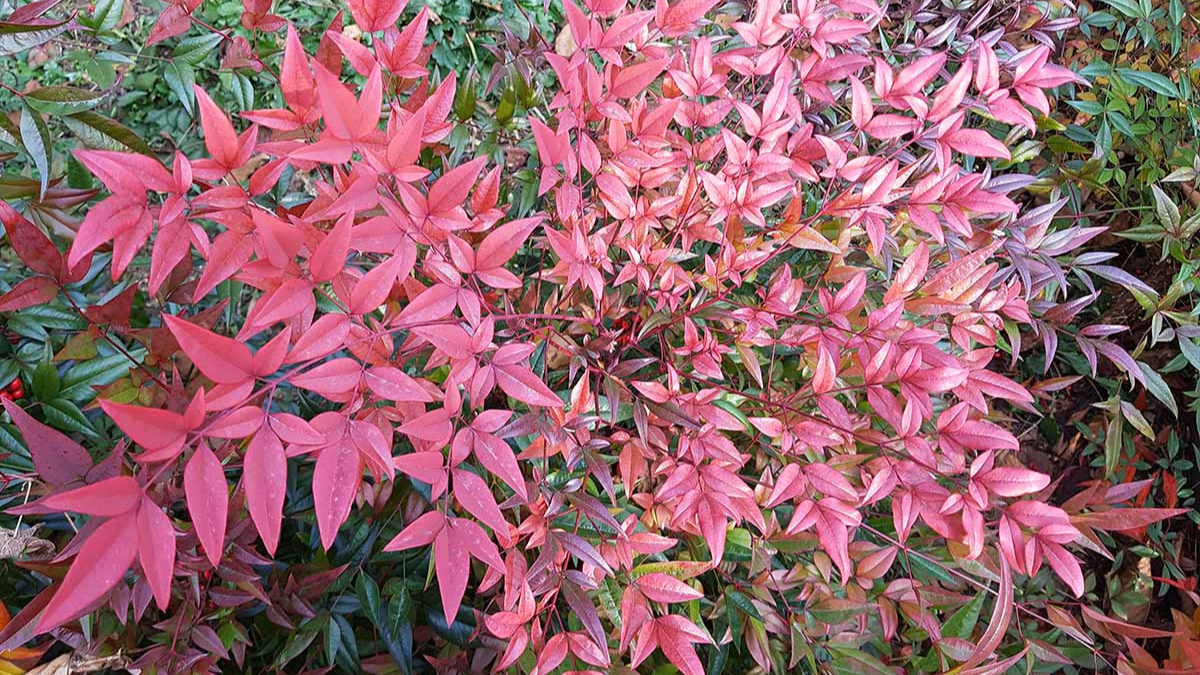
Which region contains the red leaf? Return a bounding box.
[147,3,192,45]
[655,615,711,675]
[194,230,254,300]
[452,468,508,537]
[635,573,703,603]
[383,510,445,552]
[1043,541,1084,597]
[435,522,469,624]
[309,212,353,283]
[610,58,668,98]
[944,128,1011,160]
[0,277,57,312]
[1074,507,1191,532]
[393,282,456,327]
[978,467,1050,497]
[136,500,176,610]
[284,315,348,366]
[36,512,138,633]
[163,314,253,385]
[1,201,62,277]
[38,476,139,517]
[349,253,407,315]
[476,216,541,270]
[428,156,487,215]
[2,398,92,485]
[364,366,433,403]
[290,358,362,398]
[495,365,562,408]
[281,23,316,117]
[193,86,240,171]
[660,0,720,36]
[184,445,228,567]
[470,428,527,501]
[347,0,407,33]
[244,426,287,554]
[312,440,362,550]
[99,399,188,455]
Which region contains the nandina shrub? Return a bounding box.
[0,0,1192,674]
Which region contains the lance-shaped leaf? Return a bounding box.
[136,499,176,610]
[348,0,407,32]
[312,439,363,550]
[244,425,288,554]
[184,445,228,567]
[35,511,139,633]
[163,314,254,385]
[2,398,92,485]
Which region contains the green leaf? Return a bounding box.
[1105,409,1123,479]
[725,590,762,620]
[43,399,97,436]
[1150,186,1181,231]
[1138,361,1178,416]
[424,605,474,646]
[1178,336,1200,372]
[62,111,156,156]
[88,0,125,34]
[224,72,254,111]
[0,20,71,56]
[275,624,320,667]
[324,614,341,666]
[943,591,985,639]
[0,112,25,151]
[174,33,224,65]
[18,106,51,199]
[26,86,107,116]
[32,358,59,401]
[164,62,196,115]
[808,598,873,624]
[1100,0,1145,17]
[356,574,382,626]
[828,644,894,675]
[1067,99,1105,115]
[14,304,88,330]
[59,352,141,402]
[334,614,359,669]
[1116,68,1180,99]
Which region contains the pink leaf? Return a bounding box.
[435,522,469,624]
[393,282,457,327]
[978,467,1050,497]
[312,441,362,550]
[470,429,527,501]
[99,400,188,454]
[193,86,240,171]
[38,476,139,517]
[244,426,288,554]
[383,510,446,552]
[2,398,92,485]
[347,0,407,32]
[184,445,228,567]
[944,128,1011,159]
[36,512,139,633]
[635,573,703,603]
[428,157,487,214]
[495,365,562,408]
[290,358,362,397]
[163,314,253,385]
[452,468,508,537]
[136,500,176,610]
[611,58,668,98]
